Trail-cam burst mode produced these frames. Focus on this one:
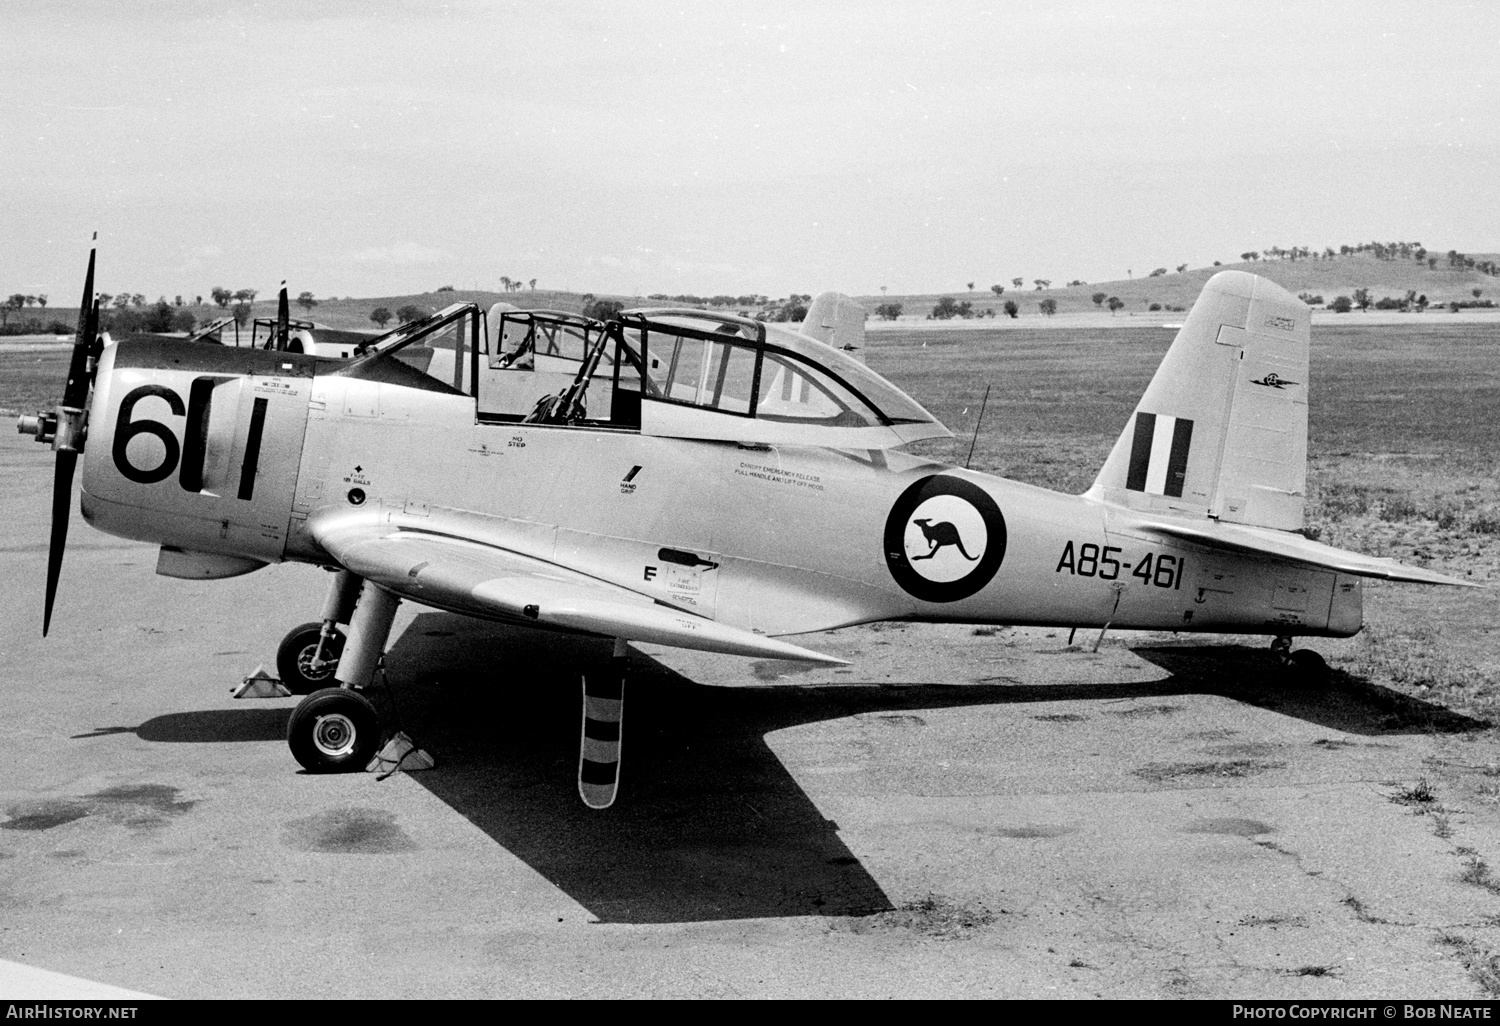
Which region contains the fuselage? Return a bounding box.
[79,336,1363,641]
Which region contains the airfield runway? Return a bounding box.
[2,430,1499,999]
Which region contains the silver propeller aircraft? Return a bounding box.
[19,247,1472,808]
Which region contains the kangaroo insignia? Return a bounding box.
[884,476,1007,602]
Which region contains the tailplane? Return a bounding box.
[1087,271,1309,530]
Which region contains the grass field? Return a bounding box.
[4,321,1498,720]
[0,348,74,417]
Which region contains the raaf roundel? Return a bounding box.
[884,475,1007,603]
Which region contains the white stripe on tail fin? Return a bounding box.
[1088,271,1310,530]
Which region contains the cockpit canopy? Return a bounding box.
[611,309,949,446]
[340,302,951,448]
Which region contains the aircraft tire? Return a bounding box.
[1289,649,1329,682]
[288,687,382,773]
[276,622,346,696]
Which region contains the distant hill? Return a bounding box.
[856,253,1500,319]
[20,249,1499,332]
[23,287,645,337]
[230,287,646,333]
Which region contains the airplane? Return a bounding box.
[104,282,375,359]
[244,283,379,359]
[17,245,1475,808]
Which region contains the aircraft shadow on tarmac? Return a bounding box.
[96,614,1484,925]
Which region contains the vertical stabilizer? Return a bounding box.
[800,292,867,363]
[1087,271,1309,530]
[486,301,519,354]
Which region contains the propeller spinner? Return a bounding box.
[16,239,102,635]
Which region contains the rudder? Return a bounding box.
[1087,271,1310,530]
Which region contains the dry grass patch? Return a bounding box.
[864,894,998,941]
[1390,778,1439,807]
[1458,856,1500,897]
[1107,704,1184,719]
[1134,759,1286,783]
[1438,934,1500,997]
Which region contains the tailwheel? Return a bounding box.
[276,622,346,695]
[1289,649,1329,681]
[288,687,382,772]
[1270,636,1328,682]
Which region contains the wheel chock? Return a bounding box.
[232,665,291,699]
[366,731,435,777]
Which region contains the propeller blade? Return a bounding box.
[276,281,289,350]
[43,238,99,634]
[60,243,97,410]
[43,450,78,636]
[85,298,102,365]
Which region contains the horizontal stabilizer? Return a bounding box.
[1136,518,1478,587]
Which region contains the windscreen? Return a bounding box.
[353,305,480,395]
[495,314,613,376]
[755,350,881,426]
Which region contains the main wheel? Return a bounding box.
[276,622,346,695]
[287,687,382,773]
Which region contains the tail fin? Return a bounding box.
[1088,271,1310,530]
[486,301,519,354]
[800,292,867,363]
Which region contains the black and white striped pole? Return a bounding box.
[578,638,628,809]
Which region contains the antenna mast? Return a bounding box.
[964,384,991,469]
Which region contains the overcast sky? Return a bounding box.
[4,0,1497,302]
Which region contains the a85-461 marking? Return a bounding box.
[1056,541,1184,589]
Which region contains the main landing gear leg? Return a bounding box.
[578,638,629,810]
[1270,635,1293,666]
[275,570,362,695]
[332,581,400,691]
[1270,634,1329,682]
[287,581,402,773]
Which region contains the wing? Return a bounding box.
[1135,517,1477,587]
[311,514,848,664]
